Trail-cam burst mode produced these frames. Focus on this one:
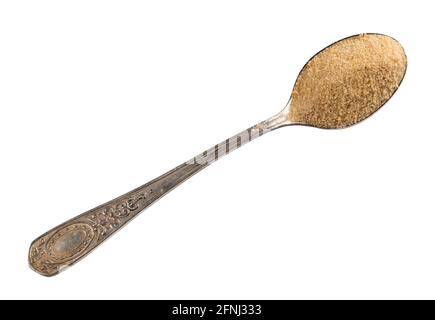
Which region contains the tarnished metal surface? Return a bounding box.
[29,162,203,276]
[28,119,285,276]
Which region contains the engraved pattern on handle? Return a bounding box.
[29,122,278,276]
[29,163,203,276]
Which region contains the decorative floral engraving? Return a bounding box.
[29,189,154,276]
[88,191,152,239]
[29,237,59,276]
[29,161,203,276]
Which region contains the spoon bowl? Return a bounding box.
[259,33,407,131]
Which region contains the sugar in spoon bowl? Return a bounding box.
[29,33,407,276]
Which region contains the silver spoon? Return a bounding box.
[29,33,407,276]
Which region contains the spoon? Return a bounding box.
[29,33,407,276]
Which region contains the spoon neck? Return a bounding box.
[256,102,294,131]
[183,102,295,168]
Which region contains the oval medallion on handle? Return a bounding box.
[46,223,95,262]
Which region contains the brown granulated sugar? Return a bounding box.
[289,34,407,129]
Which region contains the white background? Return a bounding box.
[0,0,434,299]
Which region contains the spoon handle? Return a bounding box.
[29,124,272,276]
